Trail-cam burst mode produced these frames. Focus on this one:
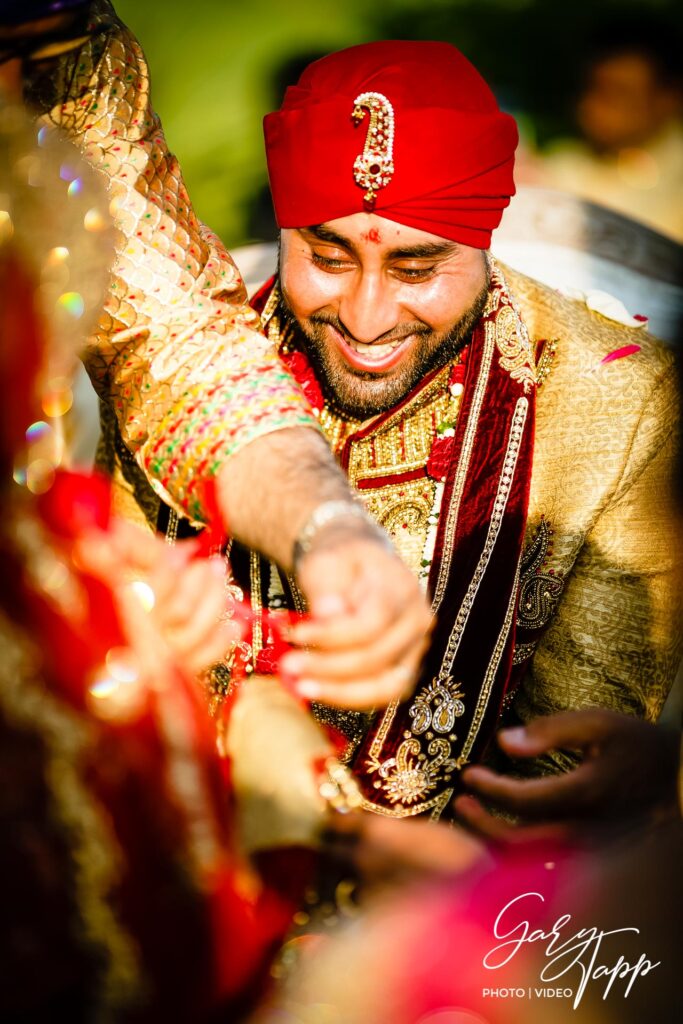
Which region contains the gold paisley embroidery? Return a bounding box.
[495,305,537,393]
[491,260,537,394]
[367,734,457,807]
[409,675,466,735]
[517,517,565,632]
[359,787,453,820]
[512,640,539,666]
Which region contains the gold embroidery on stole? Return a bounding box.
[364,398,530,809]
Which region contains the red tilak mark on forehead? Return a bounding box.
[361,228,382,244]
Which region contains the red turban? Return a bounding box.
[264,40,518,249]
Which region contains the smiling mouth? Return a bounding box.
[330,325,414,372]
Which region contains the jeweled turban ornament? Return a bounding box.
[351,91,395,208]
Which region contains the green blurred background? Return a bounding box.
[115,0,682,247]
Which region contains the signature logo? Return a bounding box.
[483,891,660,1009]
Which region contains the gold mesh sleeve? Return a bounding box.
[34,1,317,522]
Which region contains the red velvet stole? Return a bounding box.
[251,268,536,820]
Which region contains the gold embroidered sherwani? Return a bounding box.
[242,264,681,799]
[508,267,680,771]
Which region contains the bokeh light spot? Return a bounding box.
[105,647,140,684]
[26,458,56,495]
[60,162,78,182]
[89,675,120,700]
[47,246,70,265]
[57,291,85,318]
[42,386,74,418]
[84,207,107,232]
[129,579,156,612]
[0,210,14,242]
[26,420,51,444]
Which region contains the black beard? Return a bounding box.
[278,280,490,420]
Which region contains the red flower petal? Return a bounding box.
[599,344,641,366]
[284,351,309,376]
[449,363,465,385]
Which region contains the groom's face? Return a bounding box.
[279,212,489,419]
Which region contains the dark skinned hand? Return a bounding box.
[454,709,680,846]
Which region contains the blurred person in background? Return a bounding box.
[537,16,683,242]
